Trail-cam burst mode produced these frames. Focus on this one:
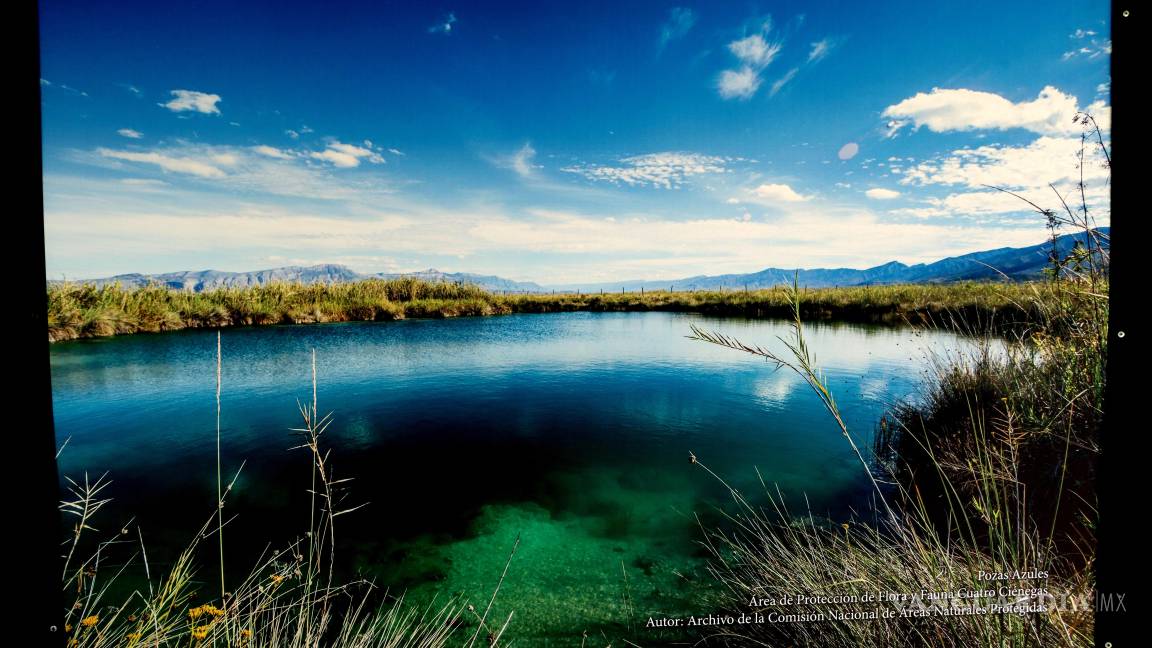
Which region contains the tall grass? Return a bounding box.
[48,277,1053,342]
[47,277,505,341]
[687,274,1101,646]
[57,343,517,647]
[683,114,1108,647]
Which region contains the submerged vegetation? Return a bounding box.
[47,277,1060,342]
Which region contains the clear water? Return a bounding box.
[50,312,970,643]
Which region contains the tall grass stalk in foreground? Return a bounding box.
[689,276,897,524]
[58,342,522,647]
[215,331,225,603]
[684,113,1105,647]
[687,277,1097,647]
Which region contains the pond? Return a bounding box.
[50,311,973,643]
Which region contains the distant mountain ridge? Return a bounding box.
[55,228,1106,293]
[552,228,1109,291]
[61,266,545,293]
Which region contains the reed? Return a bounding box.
[57,344,518,647]
[47,277,1055,342]
[686,272,1101,646]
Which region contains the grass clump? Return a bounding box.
[687,273,1101,646]
[47,278,498,341]
[683,113,1107,647]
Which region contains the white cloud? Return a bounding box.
[563,152,729,189]
[117,128,143,139]
[429,12,457,34]
[388,148,405,156]
[887,207,944,219]
[161,89,222,114]
[865,188,901,200]
[717,66,762,100]
[899,135,1110,190]
[716,22,785,101]
[120,178,168,187]
[933,191,1045,216]
[881,86,1094,136]
[40,78,89,96]
[310,150,360,168]
[286,130,300,139]
[77,142,398,201]
[894,133,1111,220]
[808,38,832,62]
[252,145,294,160]
[1063,28,1111,61]
[746,183,810,203]
[509,143,538,178]
[45,166,1061,283]
[458,207,1053,278]
[310,141,385,168]
[728,34,781,67]
[97,148,227,178]
[770,68,799,96]
[659,7,697,49]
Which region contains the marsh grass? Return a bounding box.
[681,112,1107,647]
[48,277,1053,342]
[686,274,1101,647]
[47,278,505,341]
[57,342,518,647]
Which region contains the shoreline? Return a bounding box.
[47,279,1055,342]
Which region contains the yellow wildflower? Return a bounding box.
[191,625,209,641]
[80,615,99,628]
[189,604,225,621]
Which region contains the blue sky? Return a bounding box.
[40,0,1112,283]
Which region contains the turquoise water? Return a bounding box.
[50,312,968,643]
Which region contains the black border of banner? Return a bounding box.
[24,1,66,644]
[1093,5,1134,647]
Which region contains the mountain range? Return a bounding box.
[58,228,1107,293]
[560,227,1109,292]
